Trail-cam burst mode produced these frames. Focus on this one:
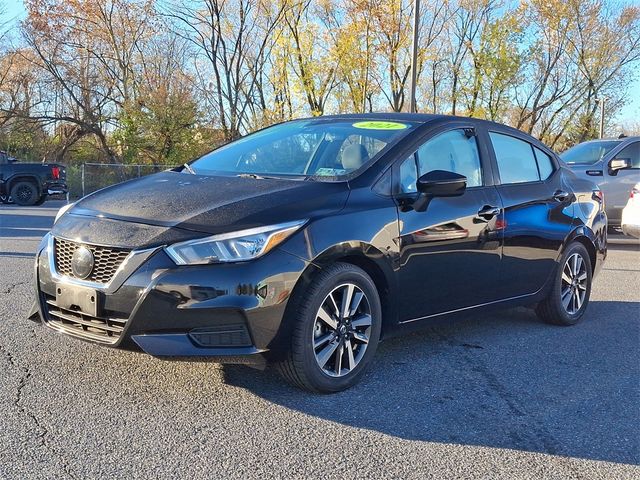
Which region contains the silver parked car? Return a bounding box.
[561,136,640,228]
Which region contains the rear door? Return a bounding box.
[487,130,575,298]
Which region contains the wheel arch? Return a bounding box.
[562,227,598,274]
[282,242,399,341]
[8,175,42,196]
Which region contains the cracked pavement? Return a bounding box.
[0,201,639,479]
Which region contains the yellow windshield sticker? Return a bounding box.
[353,121,408,130]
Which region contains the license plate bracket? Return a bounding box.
[55,284,101,317]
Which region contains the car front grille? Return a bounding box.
[43,294,127,344]
[54,237,130,284]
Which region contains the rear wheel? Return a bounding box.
[33,195,47,206]
[536,242,592,326]
[277,263,382,393]
[10,181,39,206]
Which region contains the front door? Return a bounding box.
[601,141,640,225]
[395,126,503,322]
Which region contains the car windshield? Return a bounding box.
[189,119,418,179]
[560,140,621,165]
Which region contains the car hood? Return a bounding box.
[52,171,350,248]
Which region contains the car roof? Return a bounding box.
[572,137,639,145]
[316,112,511,128]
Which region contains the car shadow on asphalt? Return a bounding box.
[221,302,639,465]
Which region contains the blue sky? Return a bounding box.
[2,0,639,123]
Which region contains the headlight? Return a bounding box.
[165,220,306,265]
[54,202,75,224]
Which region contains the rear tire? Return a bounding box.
[276,263,382,393]
[33,195,47,206]
[536,242,592,326]
[10,181,39,206]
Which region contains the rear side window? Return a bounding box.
[490,132,553,184]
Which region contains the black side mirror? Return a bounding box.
[417,170,467,197]
[413,170,467,212]
[609,158,631,175]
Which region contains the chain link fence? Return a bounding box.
[66,163,178,198]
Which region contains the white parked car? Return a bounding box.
[621,182,640,238]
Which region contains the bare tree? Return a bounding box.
[168,0,287,140]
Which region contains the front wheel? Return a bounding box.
[277,263,382,393]
[536,242,593,326]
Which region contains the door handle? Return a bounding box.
[477,205,501,220]
[553,190,570,202]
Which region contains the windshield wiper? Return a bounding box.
[183,163,196,175]
[237,173,288,180]
[237,173,265,179]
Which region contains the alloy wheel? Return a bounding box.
[312,283,372,377]
[561,252,588,315]
[16,185,32,203]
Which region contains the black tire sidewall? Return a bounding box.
[10,182,38,206]
[296,265,382,392]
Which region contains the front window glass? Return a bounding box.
[399,154,419,193]
[417,129,483,187]
[615,142,640,168]
[190,120,417,180]
[560,141,621,165]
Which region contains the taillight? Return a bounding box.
[631,188,639,199]
[592,189,604,203]
[51,166,60,180]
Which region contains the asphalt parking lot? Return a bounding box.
[0,201,638,479]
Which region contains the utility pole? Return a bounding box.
[598,97,606,139]
[409,0,420,113]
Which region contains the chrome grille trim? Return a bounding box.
[46,234,159,293]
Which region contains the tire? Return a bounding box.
[536,242,593,326]
[33,195,47,206]
[276,262,382,393]
[10,181,39,206]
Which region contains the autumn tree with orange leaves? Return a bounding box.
[0,0,638,164]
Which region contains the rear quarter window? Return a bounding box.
[533,147,555,180]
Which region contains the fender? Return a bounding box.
[285,240,399,337]
[561,219,607,276]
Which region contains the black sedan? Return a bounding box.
[32,114,607,392]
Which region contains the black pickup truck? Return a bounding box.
[0,151,67,205]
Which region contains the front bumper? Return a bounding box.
[34,234,308,359]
